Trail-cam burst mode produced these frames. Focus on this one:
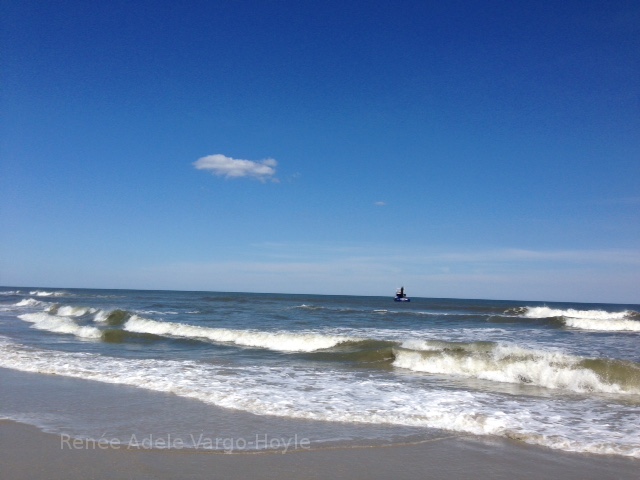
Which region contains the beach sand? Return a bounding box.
[1,420,638,480]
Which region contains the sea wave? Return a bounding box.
[93,309,131,326]
[294,304,324,310]
[14,298,46,308]
[563,317,640,332]
[506,306,640,332]
[29,290,68,297]
[302,339,397,365]
[523,306,632,320]
[18,312,102,339]
[123,316,355,352]
[48,305,97,317]
[393,339,640,395]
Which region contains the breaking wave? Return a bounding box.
[29,290,68,297]
[14,298,46,308]
[506,306,640,332]
[18,312,102,339]
[563,317,640,332]
[302,339,397,365]
[123,316,356,352]
[48,305,97,317]
[93,309,131,326]
[523,306,633,320]
[393,339,640,395]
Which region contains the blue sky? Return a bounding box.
[1,1,638,303]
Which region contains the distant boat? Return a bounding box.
[394,287,410,302]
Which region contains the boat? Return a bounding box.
[394,287,410,302]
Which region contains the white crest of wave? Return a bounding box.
[54,305,97,317]
[14,298,44,307]
[29,290,66,297]
[564,317,640,332]
[393,342,635,395]
[295,304,323,310]
[18,313,101,339]
[524,306,630,320]
[522,306,640,331]
[124,316,353,352]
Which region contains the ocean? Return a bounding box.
[1,287,639,458]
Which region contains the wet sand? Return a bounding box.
[1,420,638,480]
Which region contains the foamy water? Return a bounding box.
[123,315,356,352]
[18,312,102,339]
[394,341,640,395]
[520,306,640,331]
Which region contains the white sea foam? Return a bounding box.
[295,304,323,310]
[522,307,640,332]
[524,306,630,320]
[0,336,638,458]
[54,305,97,317]
[563,317,640,332]
[14,298,45,308]
[93,310,109,323]
[29,290,67,297]
[124,316,354,352]
[18,313,102,339]
[394,341,639,395]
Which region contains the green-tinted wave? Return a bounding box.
[104,309,131,326]
[393,339,640,395]
[301,340,398,367]
[579,358,640,393]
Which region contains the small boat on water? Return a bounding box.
[394,287,410,302]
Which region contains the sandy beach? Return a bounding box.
[1,420,638,480]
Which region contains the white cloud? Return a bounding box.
[374,201,386,206]
[194,154,278,182]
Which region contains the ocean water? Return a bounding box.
[0,287,639,457]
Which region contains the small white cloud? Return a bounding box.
[194,154,278,182]
[374,201,386,206]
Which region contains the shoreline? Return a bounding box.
[2,420,638,480]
